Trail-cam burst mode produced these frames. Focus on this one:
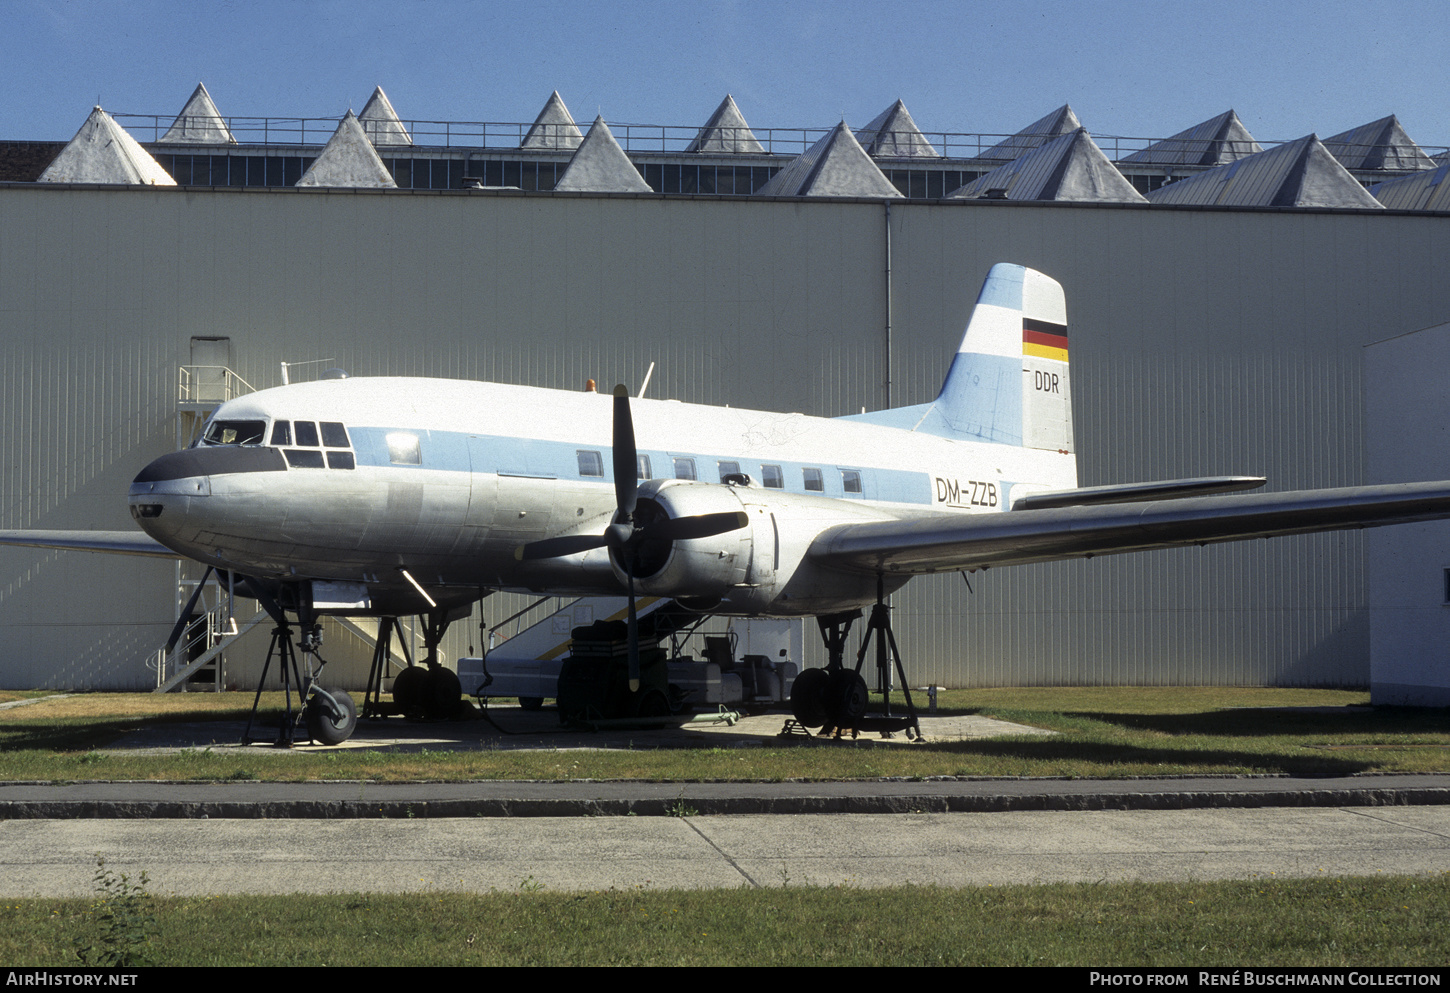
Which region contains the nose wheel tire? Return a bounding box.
[305,689,357,745]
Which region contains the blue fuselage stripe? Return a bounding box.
[346,426,935,505]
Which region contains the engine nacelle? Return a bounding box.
[614,480,910,616]
[611,481,751,604]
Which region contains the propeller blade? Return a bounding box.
[514,534,609,561]
[165,566,214,653]
[650,511,750,542]
[612,384,638,522]
[627,566,640,693]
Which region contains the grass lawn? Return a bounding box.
[4,874,1447,966]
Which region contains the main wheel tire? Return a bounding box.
[789,667,831,728]
[391,666,428,713]
[828,669,869,725]
[306,689,357,745]
[427,666,462,719]
[636,688,670,718]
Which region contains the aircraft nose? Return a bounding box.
[128,446,287,518]
[132,446,286,486]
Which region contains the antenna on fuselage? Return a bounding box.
[637,361,655,399]
[280,357,337,386]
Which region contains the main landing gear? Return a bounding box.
[362,609,465,722]
[786,578,923,741]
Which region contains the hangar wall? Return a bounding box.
[0,183,1446,690]
[1366,323,1450,706]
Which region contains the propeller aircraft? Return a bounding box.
[5,263,1450,743]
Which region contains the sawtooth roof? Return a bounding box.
[950,128,1146,203]
[856,100,937,158]
[1322,115,1433,172]
[38,106,176,185]
[1371,164,1450,211]
[754,121,903,199]
[973,105,1081,164]
[159,82,235,144]
[554,117,652,193]
[1145,134,1383,209]
[295,111,397,188]
[521,91,583,150]
[686,95,764,153]
[1118,110,1260,167]
[358,86,412,147]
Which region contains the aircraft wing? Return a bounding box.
[809,481,1450,576]
[0,530,180,559]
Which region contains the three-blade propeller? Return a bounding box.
[516,385,747,691]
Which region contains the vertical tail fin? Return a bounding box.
[917,263,1073,451]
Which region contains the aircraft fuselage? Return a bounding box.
[128,376,1076,616]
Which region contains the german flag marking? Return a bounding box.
[1023,342,1068,361]
[1022,319,1068,361]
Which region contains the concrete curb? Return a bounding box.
[2,785,1447,819]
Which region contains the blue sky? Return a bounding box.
[5,0,1446,150]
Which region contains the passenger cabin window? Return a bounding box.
[637,455,652,480]
[841,469,862,494]
[203,420,265,446]
[673,457,697,481]
[321,422,350,448]
[717,460,741,482]
[577,450,604,477]
[387,432,422,465]
[762,464,784,489]
[270,421,292,446]
[803,467,824,492]
[294,421,320,447]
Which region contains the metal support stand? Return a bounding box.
[847,577,923,741]
[362,616,411,718]
[242,624,308,747]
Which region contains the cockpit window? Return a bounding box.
[203,420,266,446]
[270,421,291,446]
[294,421,320,447]
[321,422,350,448]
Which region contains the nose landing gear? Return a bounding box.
[241,616,356,747]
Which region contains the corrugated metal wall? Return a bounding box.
[0,185,1446,689]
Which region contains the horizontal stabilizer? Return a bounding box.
[0,530,179,559]
[809,481,1450,576]
[1011,476,1266,511]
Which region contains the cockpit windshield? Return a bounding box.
[202,419,267,446]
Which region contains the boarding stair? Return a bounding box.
[151,577,268,692]
[459,595,692,701]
